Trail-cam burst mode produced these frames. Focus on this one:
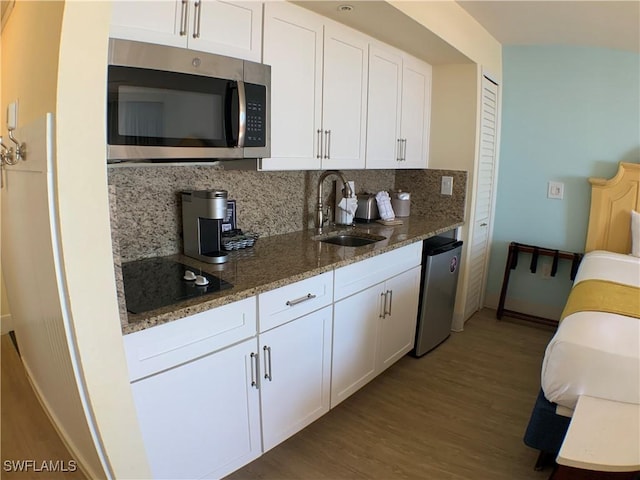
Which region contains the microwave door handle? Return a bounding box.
[237,80,246,148]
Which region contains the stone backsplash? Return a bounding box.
[108,166,466,262]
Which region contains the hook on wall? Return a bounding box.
[0,128,26,166]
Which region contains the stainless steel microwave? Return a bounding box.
[107,39,270,163]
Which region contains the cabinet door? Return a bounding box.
[365,44,402,169]
[378,266,421,372]
[261,2,323,170]
[331,285,382,407]
[260,306,332,452]
[399,55,432,169]
[321,22,368,170]
[190,0,262,61]
[110,0,187,48]
[130,338,261,480]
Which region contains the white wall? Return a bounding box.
[388,0,502,79]
[1,1,150,478]
[429,63,481,328]
[56,2,151,478]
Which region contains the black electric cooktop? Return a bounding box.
[122,257,233,314]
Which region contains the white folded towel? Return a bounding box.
[338,196,358,216]
[375,191,395,221]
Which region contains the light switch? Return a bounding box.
[548,181,564,200]
[441,176,453,196]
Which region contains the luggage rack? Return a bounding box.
[496,242,583,326]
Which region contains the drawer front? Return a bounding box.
[124,297,257,381]
[334,242,422,301]
[258,271,333,332]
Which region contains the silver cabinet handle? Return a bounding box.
[286,293,316,307]
[237,81,246,148]
[396,139,402,162]
[263,345,272,381]
[316,129,322,159]
[402,139,407,161]
[324,130,331,159]
[386,289,393,316]
[179,0,188,36]
[250,352,258,388]
[380,290,392,317]
[193,0,202,39]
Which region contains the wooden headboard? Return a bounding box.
[585,162,640,253]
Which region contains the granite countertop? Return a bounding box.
[121,215,463,335]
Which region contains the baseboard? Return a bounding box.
[1,313,13,335]
[20,359,104,480]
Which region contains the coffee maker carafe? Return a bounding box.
[181,189,228,264]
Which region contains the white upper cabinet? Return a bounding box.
[110,1,184,47]
[400,55,432,169]
[319,22,368,170]
[110,0,263,62]
[261,2,324,171]
[366,43,432,169]
[261,1,368,171]
[365,45,403,169]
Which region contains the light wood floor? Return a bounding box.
[1,334,86,480]
[228,309,556,480]
[1,309,555,480]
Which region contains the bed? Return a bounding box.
[524,162,640,467]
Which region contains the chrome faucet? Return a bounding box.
[315,170,353,232]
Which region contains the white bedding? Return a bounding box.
[541,250,640,411]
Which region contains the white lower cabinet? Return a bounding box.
[259,306,333,452]
[123,297,260,479]
[124,243,424,478]
[331,243,422,407]
[130,337,261,479]
[377,266,421,372]
[331,284,381,406]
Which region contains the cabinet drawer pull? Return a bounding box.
[401,139,407,161]
[263,345,272,381]
[250,352,258,388]
[396,139,402,162]
[285,293,316,307]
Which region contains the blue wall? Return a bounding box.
[485,46,640,319]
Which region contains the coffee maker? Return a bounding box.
[181,189,228,264]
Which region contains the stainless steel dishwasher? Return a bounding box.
[413,236,463,357]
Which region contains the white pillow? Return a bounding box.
[632,210,640,257]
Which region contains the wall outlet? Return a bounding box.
[441,176,453,196]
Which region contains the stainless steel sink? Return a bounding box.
[317,232,386,247]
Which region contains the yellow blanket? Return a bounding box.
[561,279,640,322]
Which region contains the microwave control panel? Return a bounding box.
[244,83,266,147]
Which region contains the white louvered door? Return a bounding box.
[464,76,499,319]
